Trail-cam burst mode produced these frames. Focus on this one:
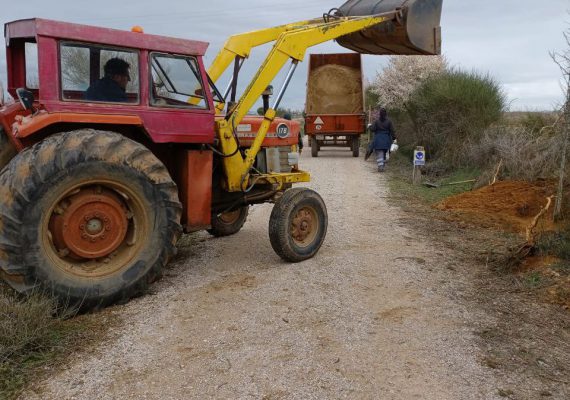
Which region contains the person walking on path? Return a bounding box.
[370,107,396,172]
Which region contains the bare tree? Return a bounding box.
[551,21,570,219]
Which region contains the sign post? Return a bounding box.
[413,146,425,184]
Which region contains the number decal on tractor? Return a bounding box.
[276,123,290,138]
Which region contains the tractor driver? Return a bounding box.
[84,58,131,102]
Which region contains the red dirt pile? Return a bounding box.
[435,181,556,234]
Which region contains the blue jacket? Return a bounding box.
[84,77,128,103]
[371,118,395,150]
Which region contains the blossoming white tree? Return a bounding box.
[371,55,447,110]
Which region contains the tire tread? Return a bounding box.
[0,129,182,309]
[269,188,327,262]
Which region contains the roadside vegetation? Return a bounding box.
[367,54,568,307]
[0,284,105,399]
[367,50,569,398]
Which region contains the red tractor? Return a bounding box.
[0,19,319,309]
[0,2,442,310]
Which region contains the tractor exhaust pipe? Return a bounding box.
[336,0,443,55]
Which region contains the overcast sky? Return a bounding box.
[1,0,567,111]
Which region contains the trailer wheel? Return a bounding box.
[0,130,182,311]
[269,188,327,262]
[208,206,249,237]
[0,126,16,171]
[351,136,360,157]
[311,138,319,157]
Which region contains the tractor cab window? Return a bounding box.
[150,53,208,109]
[60,43,139,104]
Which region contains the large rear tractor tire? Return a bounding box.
[0,129,182,311]
[208,206,249,237]
[311,137,319,157]
[0,126,17,171]
[269,188,327,262]
[351,136,360,157]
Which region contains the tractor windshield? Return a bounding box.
[150,53,208,109]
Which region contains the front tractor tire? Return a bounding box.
[0,130,182,310]
[208,206,249,237]
[269,188,328,262]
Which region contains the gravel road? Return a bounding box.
[22,145,502,400]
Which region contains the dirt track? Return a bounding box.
[22,146,507,399]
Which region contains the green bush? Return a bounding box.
[404,69,507,166]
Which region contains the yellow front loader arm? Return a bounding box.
[204,18,320,113]
[207,18,320,83]
[216,12,398,192]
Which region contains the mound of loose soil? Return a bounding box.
[435,181,569,308]
[435,181,556,234]
[305,64,362,114]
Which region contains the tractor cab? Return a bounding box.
[2,18,218,147]
[1,18,300,159]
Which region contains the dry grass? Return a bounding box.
[1,288,61,358]
[0,284,100,399]
[467,125,564,183]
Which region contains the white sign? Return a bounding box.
[313,117,324,125]
[413,150,425,166]
[237,124,252,132]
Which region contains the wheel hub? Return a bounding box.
[291,207,315,243]
[49,187,129,259]
[85,218,103,234]
[219,209,241,224]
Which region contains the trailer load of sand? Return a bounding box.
[305,64,363,114]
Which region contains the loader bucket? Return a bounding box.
[336,0,443,55]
